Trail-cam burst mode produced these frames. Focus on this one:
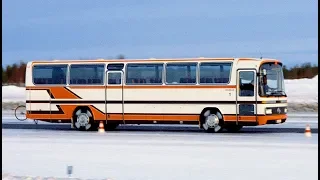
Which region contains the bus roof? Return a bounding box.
[29,57,279,64]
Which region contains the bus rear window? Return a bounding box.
[33,65,68,85]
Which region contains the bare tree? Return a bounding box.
[117,54,125,59]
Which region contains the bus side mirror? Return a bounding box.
[257,69,267,76]
[262,69,267,75]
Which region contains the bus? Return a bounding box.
[25,57,287,132]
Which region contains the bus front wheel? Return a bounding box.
[73,107,95,131]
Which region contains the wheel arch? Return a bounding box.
[72,106,93,117]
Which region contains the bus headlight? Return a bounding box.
[265,108,272,114]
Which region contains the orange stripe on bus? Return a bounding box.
[257,114,287,125]
[26,85,236,89]
[238,58,256,61]
[26,87,81,99]
[50,87,80,99]
[224,114,287,124]
[58,105,77,117]
[26,113,199,121]
[89,106,106,120]
[68,85,237,89]
[26,111,286,126]
[27,114,67,119]
[106,114,199,121]
[260,60,280,65]
[31,58,235,64]
[55,105,106,120]
[223,115,256,121]
[26,105,106,120]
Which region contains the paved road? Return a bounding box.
[2,113,318,134]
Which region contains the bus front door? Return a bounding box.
[236,69,258,125]
[105,71,125,125]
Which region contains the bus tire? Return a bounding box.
[224,125,243,133]
[200,108,224,133]
[73,107,95,131]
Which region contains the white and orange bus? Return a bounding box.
[25,57,287,132]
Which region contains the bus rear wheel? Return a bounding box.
[201,109,224,133]
[73,107,96,131]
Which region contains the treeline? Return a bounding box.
[283,62,318,79]
[1,59,318,85]
[2,61,27,85]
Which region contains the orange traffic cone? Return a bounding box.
[98,121,105,133]
[305,124,311,137]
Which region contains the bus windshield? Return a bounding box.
[259,62,286,97]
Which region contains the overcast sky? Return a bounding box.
[2,0,318,67]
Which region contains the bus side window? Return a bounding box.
[126,63,163,85]
[199,62,232,84]
[52,67,66,84]
[239,71,254,96]
[108,72,122,85]
[166,63,197,84]
[69,64,105,85]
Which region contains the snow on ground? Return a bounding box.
[2,129,318,180]
[2,76,318,111]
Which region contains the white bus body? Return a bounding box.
[25,57,287,132]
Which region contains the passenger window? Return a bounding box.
[33,65,67,85]
[69,64,105,85]
[239,71,255,96]
[166,63,197,84]
[199,63,232,84]
[108,72,122,85]
[126,63,163,84]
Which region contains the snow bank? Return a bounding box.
[285,77,318,104]
[2,76,318,111]
[313,75,318,80]
[2,85,25,103]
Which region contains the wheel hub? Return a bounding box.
[205,114,219,128]
[77,113,89,126]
